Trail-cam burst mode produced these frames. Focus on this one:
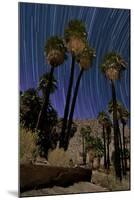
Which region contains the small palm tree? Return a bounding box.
[104,116,112,170]
[64,45,96,150]
[20,88,41,131]
[119,106,129,175]
[37,73,57,98]
[36,36,66,130]
[86,135,104,169]
[80,126,92,165]
[97,112,111,169]
[60,20,88,149]
[101,52,127,180]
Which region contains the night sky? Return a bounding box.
[19,2,130,120]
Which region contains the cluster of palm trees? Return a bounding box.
[20,86,58,157]
[36,20,96,151]
[98,52,129,180]
[98,101,129,180]
[80,126,104,166]
[33,19,129,180]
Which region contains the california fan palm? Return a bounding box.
[36,36,66,130]
[98,112,111,170]
[101,52,127,180]
[64,45,96,150]
[59,20,88,149]
[101,52,127,81]
[98,112,107,169]
[37,72,57,98]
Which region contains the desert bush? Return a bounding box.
[92,170,130,191]
[48,147,71,167]
[20,128,38,162]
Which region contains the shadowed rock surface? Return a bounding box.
[20,164,92,193]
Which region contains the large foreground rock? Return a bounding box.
[20,164,92,193]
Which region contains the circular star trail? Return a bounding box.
[19,2,130,120]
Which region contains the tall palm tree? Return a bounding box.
[64,45,96,150]
[36,36,66,130]
[108,100,124,171]
[101,52,127,180]
[60,20,88,148]
[37,72,57,98]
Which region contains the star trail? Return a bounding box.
[19,2,130,120]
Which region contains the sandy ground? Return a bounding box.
[21,181,108,197]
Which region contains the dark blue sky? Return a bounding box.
[19,2,130,120]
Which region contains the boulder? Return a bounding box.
[20,164,92,193]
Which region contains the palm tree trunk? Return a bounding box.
[103,125,107,169]
[64,68,84,150]
[111,80,122,181]
[106,126,110,170]
[118,124,124,177]
[82,135,86,165]
[36,66,55,130]
[59,55,75,148]
[122,123,127,175]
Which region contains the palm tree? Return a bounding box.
[36,36,66,130]
[64,45,96,150]
[86,134,104,169]
[59,20,88,148]
[37,102,58,158]
[80,126,92,165]
[20,88,41,131]
[37,72,57,98]
[101,52,127,180]
[97,112,111,169]
[105,119,112,170]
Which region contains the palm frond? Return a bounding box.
[64,19,87,42]
[45,36,67,55]
[100,52,127,73]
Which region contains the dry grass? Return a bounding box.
[92,170,130,191]
[20,128,38,162]
[48,147,71,167]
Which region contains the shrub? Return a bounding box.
[48,147,71,167]
[20,128,38,163]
